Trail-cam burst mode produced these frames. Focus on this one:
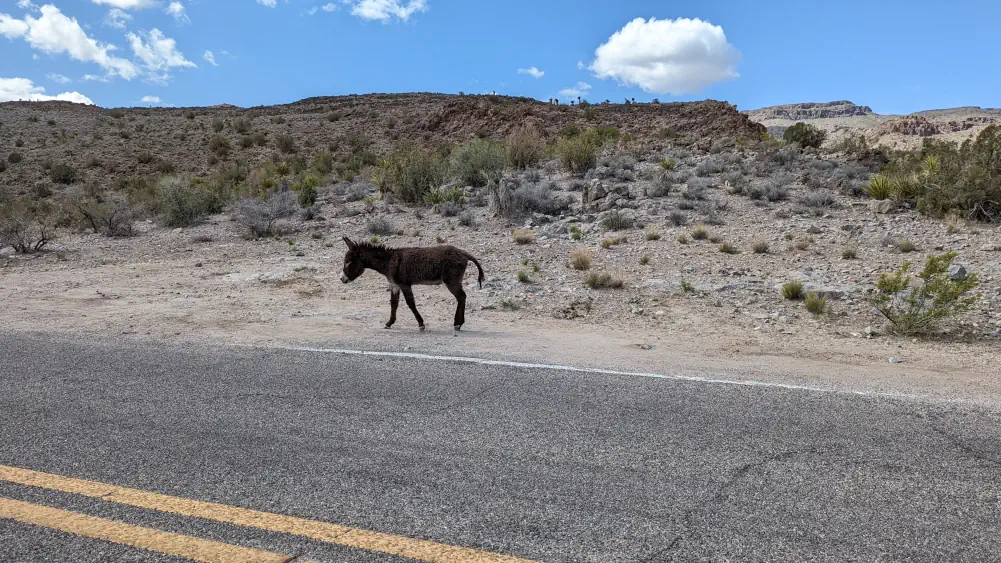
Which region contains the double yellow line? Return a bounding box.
[0,465,534,563]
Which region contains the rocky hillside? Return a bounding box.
[0,94,764,197]
[745,101,1001,150]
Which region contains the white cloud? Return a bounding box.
[104,8,131,28]
[82,74,110,82]
[16,1,37,10]
[203,50,217,66]
[308,3,338,15]
[165,2,190,23]
[517,66,544,79]
[127,28,195,84]
[577,60,584,70]
[91,0,156,9]
[46,72,71,84]
[346,0,427,22]
[1,5,139,80]
[558,81,591,98]
[256,0,277,6]
[589,17,740,96]
[140,95,161,103]
[0,77,94,104]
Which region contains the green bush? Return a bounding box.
[209,135,230,158]
[451,139,505,187]
[211,118,224,133]
[50,164,77,184]
[155,175,222,227]
[872,252,979,336]
[783,122,827,148]
[293,175,319,207]
[865,173,893,200]
[0,196,55,253]
[601,211,633,231]
[556,135,598,174]
[275,134,297,154]
[505,125,545,169]
[782,280,805,300]
[805,292,828,315]
[65,190,137,237]
[232,118,251,134]
[373,142,447,203]
[312,151,334,175]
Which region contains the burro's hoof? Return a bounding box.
[419,325,426,332]
[384,324,393,329]
[453,325,462,331]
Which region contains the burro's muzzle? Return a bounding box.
[340,274,350,284]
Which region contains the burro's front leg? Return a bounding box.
[385,288,400,329]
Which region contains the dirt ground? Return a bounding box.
[3,198,998,408]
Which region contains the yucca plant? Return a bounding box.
[866,174,893,200]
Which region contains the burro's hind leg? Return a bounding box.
[401,285,425,331]
[445,279,467,330]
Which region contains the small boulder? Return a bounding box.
[868,199,896,214]
[948,264,968,281]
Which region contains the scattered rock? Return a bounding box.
[868,200,897,214]
[948,265,968,281]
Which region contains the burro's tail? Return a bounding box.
[465,253,485,289]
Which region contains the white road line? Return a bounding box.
[259,345,932,402]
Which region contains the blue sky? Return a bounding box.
[2,0,999,114]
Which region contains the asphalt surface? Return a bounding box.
[1,331,1000,562]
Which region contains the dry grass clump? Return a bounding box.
[512,228,535,245]
[639,254,650,265]
[602,235,628,249]
[719,242,739,254]
[584,272,624,289]
[782,280,805,300]
[751,236,769,254]
[691,225,708,240]
[804,292,828,315]
[676,232,690,244]
[570,249,592,270]
[645,229,662,241]
[841,245,858,259]
[898,240,917,253]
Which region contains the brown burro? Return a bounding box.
[340,237,486,331]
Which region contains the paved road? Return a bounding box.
[1,332,1000,562]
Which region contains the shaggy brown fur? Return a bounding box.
[340,237,485,331]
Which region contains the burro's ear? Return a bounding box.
[342,236,356,249]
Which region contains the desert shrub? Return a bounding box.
[45,164,76,185]
[691,225,708,240]
[584,272,623,289]
[865,173,893,200]
[8,152,22,164]
[601,236,627,249]
[65,190,137,237]
[512,183,571,216]
[842,245,858,259]
[601,211,633,231]
[556,135,598,175]
[782,280,805,300]
[645,229,662,241]
[571,249,591,270]
[0,160,5,174]
[695,157,726,177]
[239,136,255,149]
[451,139,505,187]
[252,132,268,147]
[872,252,978,335]
[505,125,545,169]
[659,157,676,170]
[570,223,583,240]
[136,151,156,165]
[801,191,837,208]
[512,228,535,244]
[233,118,252,134]
[517,270,531,283]
[374,142,447,204]
[156,175,222,227]
[210,118,224,133]
[233,191,298,237]
[677,232,690,244]
[367,217,395,235]
[209,135,230,158]
[805,293,828,315]
[783,122,827,148]
[719,242,739,254]
[155,159,176,174]
[910,127,1001,221]
[312,151,335,175]
[639,254,650,265]
[439,200,461,217]
[275,134,297,154]
[293,175,319,207]
[751,237,769,254]
[458,210,475,227]
[898,240,917,253]
[0,197,55,253]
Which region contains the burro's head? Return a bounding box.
[341,237,364,284]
